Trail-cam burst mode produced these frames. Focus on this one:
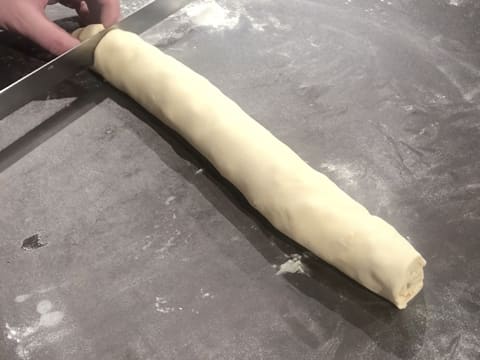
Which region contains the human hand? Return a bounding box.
[0,0,120,55]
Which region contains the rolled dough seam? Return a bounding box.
[75,25,426,309]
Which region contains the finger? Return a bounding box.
[75,1,91,25]
[86,0,120,27]
[57,0,90,24]
[18,8,80,55]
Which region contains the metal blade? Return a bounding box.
[0,29,110,121]
[119,0,192,35]
[0,0,192,120]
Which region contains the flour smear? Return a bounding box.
[182,0,240,31]
[276,254,308,276]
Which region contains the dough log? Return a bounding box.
[75,26,426,309]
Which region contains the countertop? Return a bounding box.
[0,0,479,359]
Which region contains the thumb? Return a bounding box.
[15,6,80,55]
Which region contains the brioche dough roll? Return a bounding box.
[76,26,426,309]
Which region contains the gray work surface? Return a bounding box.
[1,0,479,359]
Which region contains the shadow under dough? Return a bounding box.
[107,87,428,359]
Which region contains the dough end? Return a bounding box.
[394,255,426,309]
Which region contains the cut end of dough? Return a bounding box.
[393,255,427,309]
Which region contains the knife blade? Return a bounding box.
[0,0,192,120]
